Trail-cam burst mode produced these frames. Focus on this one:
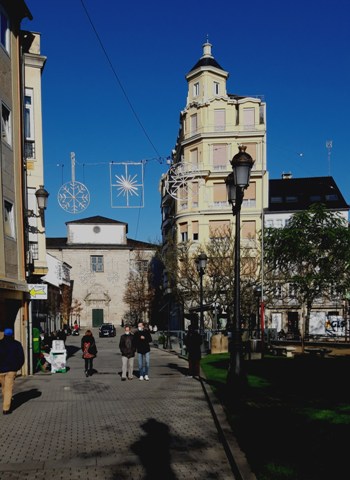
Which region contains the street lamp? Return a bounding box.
[254,285,262,337]
[225,145,254,390]
[162,270,172,349]
[196,252,208,335]
[27,185,49,218]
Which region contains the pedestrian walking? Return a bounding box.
[134,322,152,381]
[184,325,202,378]
[119,325,136,381]
[0,328,25,414]
[81,330,97,377]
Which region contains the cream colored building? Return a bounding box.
[0,1,32,361]
[47,216,157,329]
[161,42,268,250]
[22,30,48,277]
[160,42,268,296]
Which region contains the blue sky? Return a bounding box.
[23,0,350,243]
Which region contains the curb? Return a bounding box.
[163,347,257,480]
[199,370,257,480]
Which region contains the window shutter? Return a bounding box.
[244,182,256,200]
[242,221,256,239]
[213,183,227,202]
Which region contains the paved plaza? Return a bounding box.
[0,328,255,480]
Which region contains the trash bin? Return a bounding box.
[250,339,262,353]
[49,340,67,373]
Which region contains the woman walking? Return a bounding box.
[81,330,97,377]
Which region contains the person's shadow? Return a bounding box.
[131,418,177,480]
[11,389,42,411]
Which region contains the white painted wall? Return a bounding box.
[67,223,126,245]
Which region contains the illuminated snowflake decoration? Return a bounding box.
[58,181,90,214]
[165,162,194,200]
[110,162,144,208]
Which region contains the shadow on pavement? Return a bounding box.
[129,418,177,480]
[65,345,81,359]
[167,362,188,377]
[12,388,42,411]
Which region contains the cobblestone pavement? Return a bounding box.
[0,328,254,480]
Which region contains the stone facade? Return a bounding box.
[47,216,157,329]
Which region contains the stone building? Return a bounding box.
[46,216,157,329]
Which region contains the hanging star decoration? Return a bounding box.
[110,162,144,208]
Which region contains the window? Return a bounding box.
[191,182,198,207]
[25,89,34,140]
[25,89,35,158]
[91,255,104,272]
[242,221,256,240]
[274,285,282,299]
[1,103,11,145]
[209,220,230,238]
[271,196,283,203]
[213,82,220,95]
[259,105,264,124]
[243,182,256,207]
[289,284,296,299]
[134,260,148,274]
[214,109,225,132]
[213,144,227,170]
[4,200,15,238]
[325,194,338,201]
[310,195,321,202]
[192,221,199,240]
[190,148,198,168]
[213,183,227,206]
[29,242,39,260]
[243,108,255,129]
[179,185,188,210]
[244,143,257,161]
[179,223,188,242]
[0,7,9,53]
[190,114,198,135]
[193,82,199,97]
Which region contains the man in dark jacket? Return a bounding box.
[133,322,152,381]
[119,325,136,381]
[0,328,25,414]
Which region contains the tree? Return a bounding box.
[123,250,155,325]
[162,225,261,330]
[263,203,350,345]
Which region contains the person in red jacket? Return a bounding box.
[0,328,25,414]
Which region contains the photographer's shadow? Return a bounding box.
[131,418,177,480]
[11,388,42,411]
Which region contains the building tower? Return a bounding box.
[160,42,268,326]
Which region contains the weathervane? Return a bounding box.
[58,152,90,214]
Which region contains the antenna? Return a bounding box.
[326,140,332,176]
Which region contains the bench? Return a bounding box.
[304,347,332,358]
[270,345,296,358]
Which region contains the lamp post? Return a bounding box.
[162,270,172,349]
[196,253,208,335]
[254,285,262,337]
[225,145,254,390]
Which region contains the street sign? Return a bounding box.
[28,284,48,300]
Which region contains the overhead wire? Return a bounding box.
[80,0,162,161]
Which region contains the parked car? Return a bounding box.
[99,323,116,337]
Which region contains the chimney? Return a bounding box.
[281,172,292,180]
